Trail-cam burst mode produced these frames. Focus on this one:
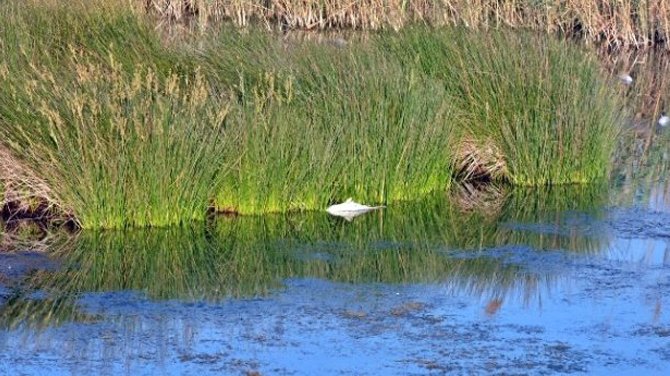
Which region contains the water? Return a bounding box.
[0,183,669,375]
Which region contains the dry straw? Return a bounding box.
[146,0,670,49]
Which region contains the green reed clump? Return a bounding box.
[382,28,625,185]
[196,27,291,98]
[0,1,186,78]
[0,0,629,226]
[206,37,458,214]
[0,0,228,229]
[0,54,231,229]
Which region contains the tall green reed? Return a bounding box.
[213,44,457,214]
[193,27,459,214]
[0,1,627,227]
[382,28,625,185]
[0,54,231,229]
[0,1,231,229]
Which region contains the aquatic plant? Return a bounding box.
[0,52,231,229]
[382,28,625,185]
[0,0,628,227]
[0,1,229,229]
[214,47,457,213]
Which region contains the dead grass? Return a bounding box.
[0,147,58,220]
[145,0,670,49]
[453,138,508,182]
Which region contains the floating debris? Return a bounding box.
[326,198,385,221]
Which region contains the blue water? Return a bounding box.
[1,185,669,375]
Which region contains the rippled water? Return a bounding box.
[0,181,669,375]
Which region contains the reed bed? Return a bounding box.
[383,28,625,185]
[0,0,626,228]
[0,58,231,229]
[0,1,231,229]
[213,44,456,213]
[145,0,670,49]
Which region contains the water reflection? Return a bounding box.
[0,184,610,329]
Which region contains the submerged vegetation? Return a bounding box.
[0,0,626,228]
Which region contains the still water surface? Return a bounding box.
[0,181,669,375]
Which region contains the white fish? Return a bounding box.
[659,112,669,127]
[326,198,385,221]
[618,74,633,85]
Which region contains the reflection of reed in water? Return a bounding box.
[450,182,508,218]
[0,185,611,329]
[0,290,99,330]
[0,219,71,253]
[448,183,609,252]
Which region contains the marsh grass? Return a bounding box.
[1,0,180,76]
[0,0,626,226]
[382,28,625,185]
[0,1,227,229]
[0,51,231,228]
[214,44,457,213]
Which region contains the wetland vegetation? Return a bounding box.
[0,0,632,229]
[2,2,670,374]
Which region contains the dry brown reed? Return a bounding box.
[454,138,508,182]
[145,1,670,48]
[601,49,670,158]
[0,147,58,220]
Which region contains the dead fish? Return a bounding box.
[326,198,385,221]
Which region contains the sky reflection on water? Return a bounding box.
[0,182,669,375]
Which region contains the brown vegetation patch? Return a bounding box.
[485,297,504,316]
[342,310,367,319]
[390,301,425,316]
[0,148,77,230]
[142,1,670,48]
[453,138,507,183]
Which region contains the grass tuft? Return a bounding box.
[0,51,231,228]
[382,28,625,185]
